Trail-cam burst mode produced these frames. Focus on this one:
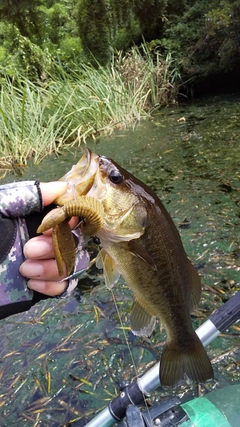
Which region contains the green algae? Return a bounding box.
[0,93,239,426]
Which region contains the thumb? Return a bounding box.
[40,182,68,206]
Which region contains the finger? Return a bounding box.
[24,235,55,259]
[27,279,68,297]
[40,182,68,206]
[20,258,67,282]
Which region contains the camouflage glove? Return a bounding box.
[0,181,90,319]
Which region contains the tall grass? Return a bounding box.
[0,45,180,176]
[115,45,181,109]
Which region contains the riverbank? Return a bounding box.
[0,46,180,179]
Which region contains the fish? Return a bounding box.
[58,149,214,387]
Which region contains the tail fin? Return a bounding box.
[160,334,213,387]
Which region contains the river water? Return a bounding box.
[0,94,239,426]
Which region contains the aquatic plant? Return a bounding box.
[115,44,180,109]
[0,45,180,174]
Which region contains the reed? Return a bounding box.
[0,46,180,172]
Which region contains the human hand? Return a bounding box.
[20,182,81,297]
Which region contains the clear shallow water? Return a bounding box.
[0,94,239,426]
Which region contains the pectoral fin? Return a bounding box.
[96,249,120,289]
[130,300,156,337]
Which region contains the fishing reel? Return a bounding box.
[112,381,188,427]
[117,397,188,427]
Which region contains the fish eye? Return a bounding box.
[92,236,101,245]
[109,169,123,184]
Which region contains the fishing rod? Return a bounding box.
[84,291,240,427]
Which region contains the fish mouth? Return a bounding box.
[58,149,100,200]
[76,149,100,195]
[78,148,99,178]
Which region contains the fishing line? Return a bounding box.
[110,288,137,372]
[94,244,152,416]
[110,287,151,415]
[95,247,144,385]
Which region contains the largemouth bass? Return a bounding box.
[59,149,214,386]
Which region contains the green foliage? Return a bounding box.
[133,0,167,40]
[113,18,141,51]
[0,74,75,167]
[58,36,83,66]
[116,43,180,109]
[0,0,82,78]
[0,0,43,40]
[0,46,180,170]
[1,0,239,79]
[77,0,168,65]
[77,0,113,65]
[2,0,240,171]
[203,1,240,71]
[0,25,53,80]
[206,5,231,32]
[0,46,6,62]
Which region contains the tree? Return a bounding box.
[0,0,43,42]
[133,0,167,41]
[77,0,113,65]
[77,0,168,64]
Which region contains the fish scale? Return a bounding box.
[38,148,213,387]
[77,150,213,386]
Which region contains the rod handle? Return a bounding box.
[209,291,240,332]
